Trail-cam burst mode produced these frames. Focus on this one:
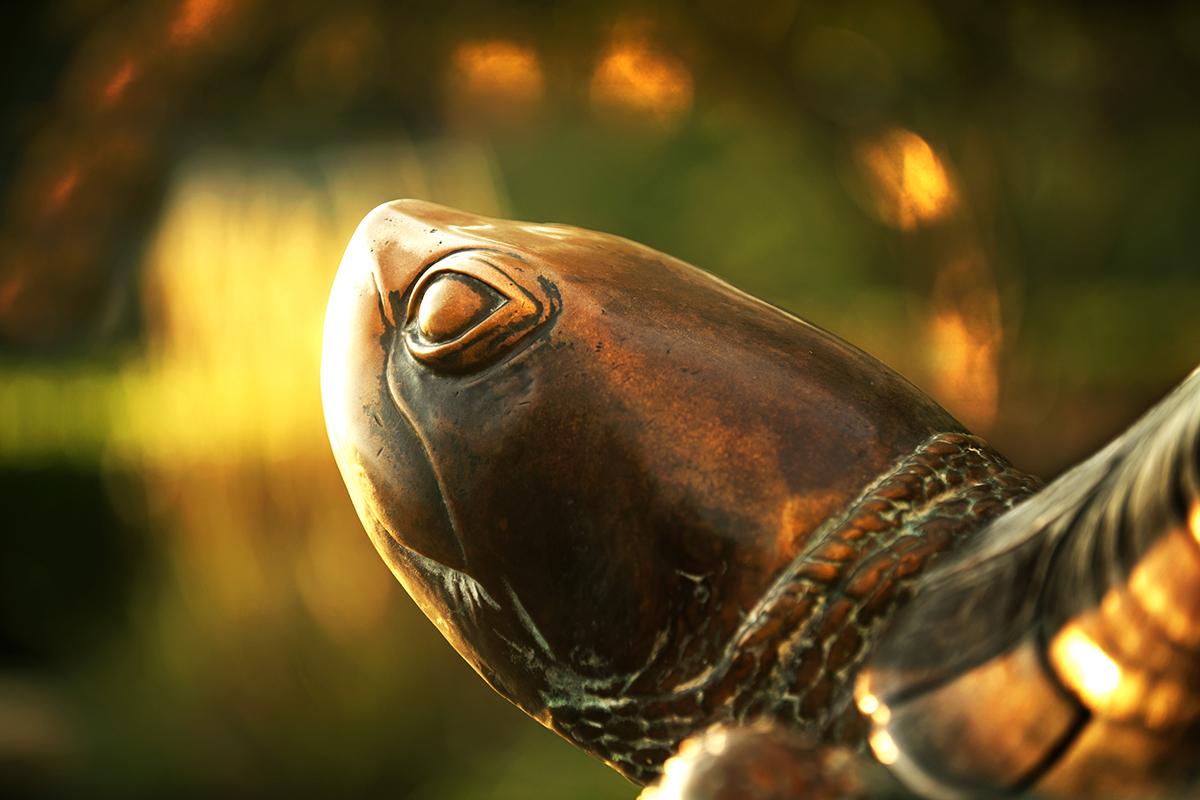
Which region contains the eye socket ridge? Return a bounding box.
[402,251,551,373]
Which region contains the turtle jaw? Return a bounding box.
[366,504,554,722]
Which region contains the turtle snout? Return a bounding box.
[321,212,467,571]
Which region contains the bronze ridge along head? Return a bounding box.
[320,199,961,778]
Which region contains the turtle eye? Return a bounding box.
[403,252,552,373]
[413,273,505,344]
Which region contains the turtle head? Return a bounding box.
[320,199,957,770]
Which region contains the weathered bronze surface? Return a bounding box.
[321,200,1200,798]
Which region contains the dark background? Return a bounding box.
[1,1,1198,797]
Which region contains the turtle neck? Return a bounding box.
[546,432,1042,785]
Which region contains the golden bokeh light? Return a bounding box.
[447,40,544,123]
[853,673,891,723]
[928,311,999,429]
[857,128,957,230]
[1127,523,1200,650]
[102,59,137,105]
[927,256,1002,431]
[171,0,234,45]
[855,692,890,727]
[0,273,22,314]
[46,167,80,214]
[590,36,693,128]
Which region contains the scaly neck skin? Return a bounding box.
[546,432,1043,785]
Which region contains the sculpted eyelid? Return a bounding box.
[401,250,554,373]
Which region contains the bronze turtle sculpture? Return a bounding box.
[320,200,1200,799]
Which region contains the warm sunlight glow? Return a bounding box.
[590,37,693,128]
[704,727,728,756]
[0,142,505,643]
[857,694,890,728]
[0,274,21,313]
[1190,501,1200,548]
[131,165,332,461]
[856,691,880,717]
[928,311,999,429]
[857,129,957,230]
[102,59,136,105]
[640,747,694,800]
[450,40,543,111]
[171,0,232,44]
[853,672,891,725]
[868,728,899,765]
[927,257,1002,431]
[46,167,79,213]
[1050,623,1122,707]
[1125,518,1200,652]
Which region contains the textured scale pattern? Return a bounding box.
[548,432,1042,784]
